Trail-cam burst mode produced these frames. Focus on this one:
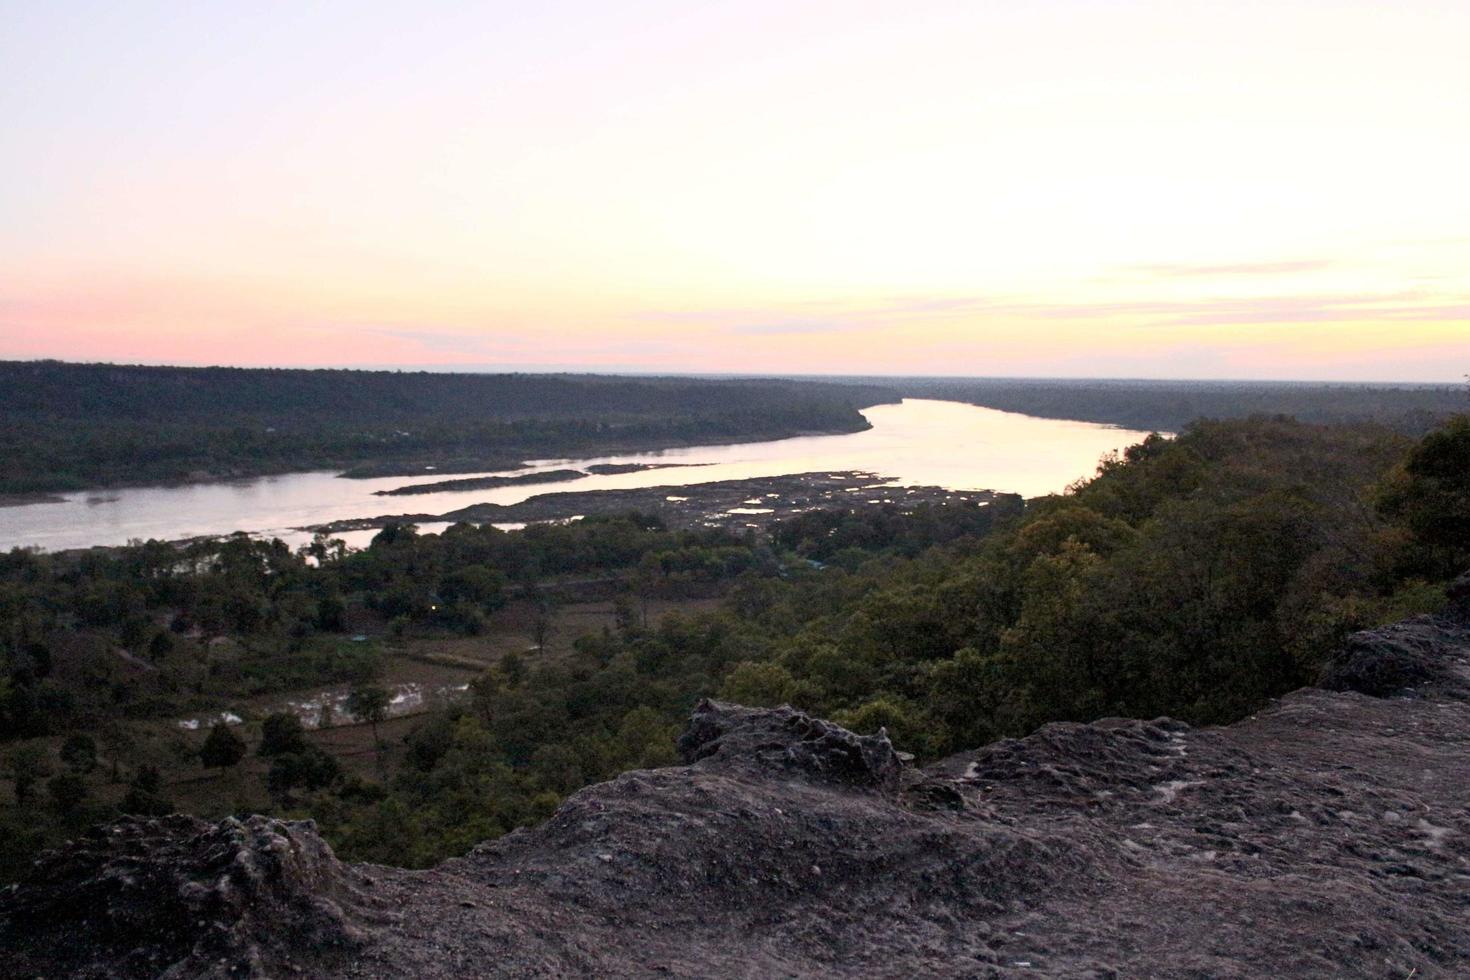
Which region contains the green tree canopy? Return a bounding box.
[1378,414,1470,577]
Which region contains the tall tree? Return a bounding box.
[200,722,246,772]
[6,744,51,807]
[347,685,391,774]
[258,712,308,757]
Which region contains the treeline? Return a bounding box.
[891,377,1467,434]
[0,361,896,493]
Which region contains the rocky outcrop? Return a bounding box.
[0,814,383,978]
[1319,613,1470,697]
[676,699,906,791]
[5,602,1470,978]
[1318,575,1470,699]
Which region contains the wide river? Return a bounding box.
[1,400,1154,553]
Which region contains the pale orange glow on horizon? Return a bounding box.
[1,2,1466,380]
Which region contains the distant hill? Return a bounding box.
[0,361,897,494]
[885,377,1467,434]
[0,362,893,425]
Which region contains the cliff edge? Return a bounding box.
[4,579,1469,978]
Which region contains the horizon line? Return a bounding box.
[2,357,1465,388]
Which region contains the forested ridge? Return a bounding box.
[1,411,1466,877]
[888,376,1467,434]
[0,361,895,493]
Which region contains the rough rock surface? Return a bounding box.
[5,605,1470,978]
[0,814,382,978]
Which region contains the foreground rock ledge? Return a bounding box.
[5,604,1470,978]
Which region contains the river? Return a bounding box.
[0,400,1154,552]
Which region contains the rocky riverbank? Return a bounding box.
[372,469,587,496]
[311,471,1013,536]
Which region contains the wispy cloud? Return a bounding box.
[643,288,1470,339]
[1012,291,1469,327]
[636,307,873,336]
[1125,259,1336,279]
[856,288,1469,326]
[725,319,854,336]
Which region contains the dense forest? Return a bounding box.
[0,362,895,494]
[2,410,1466,877]
[887,376,1466,434]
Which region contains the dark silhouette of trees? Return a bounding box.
[122,765,172,815]
[200,723,246,772]
[59,734,97,774]
[258,712,309,757]
[6,745,50,806]
[46,772,87,813]
[266,747,340,801]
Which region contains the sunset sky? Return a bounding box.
[2,1,1467,380]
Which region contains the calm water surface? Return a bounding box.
[1,400,1153,552]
